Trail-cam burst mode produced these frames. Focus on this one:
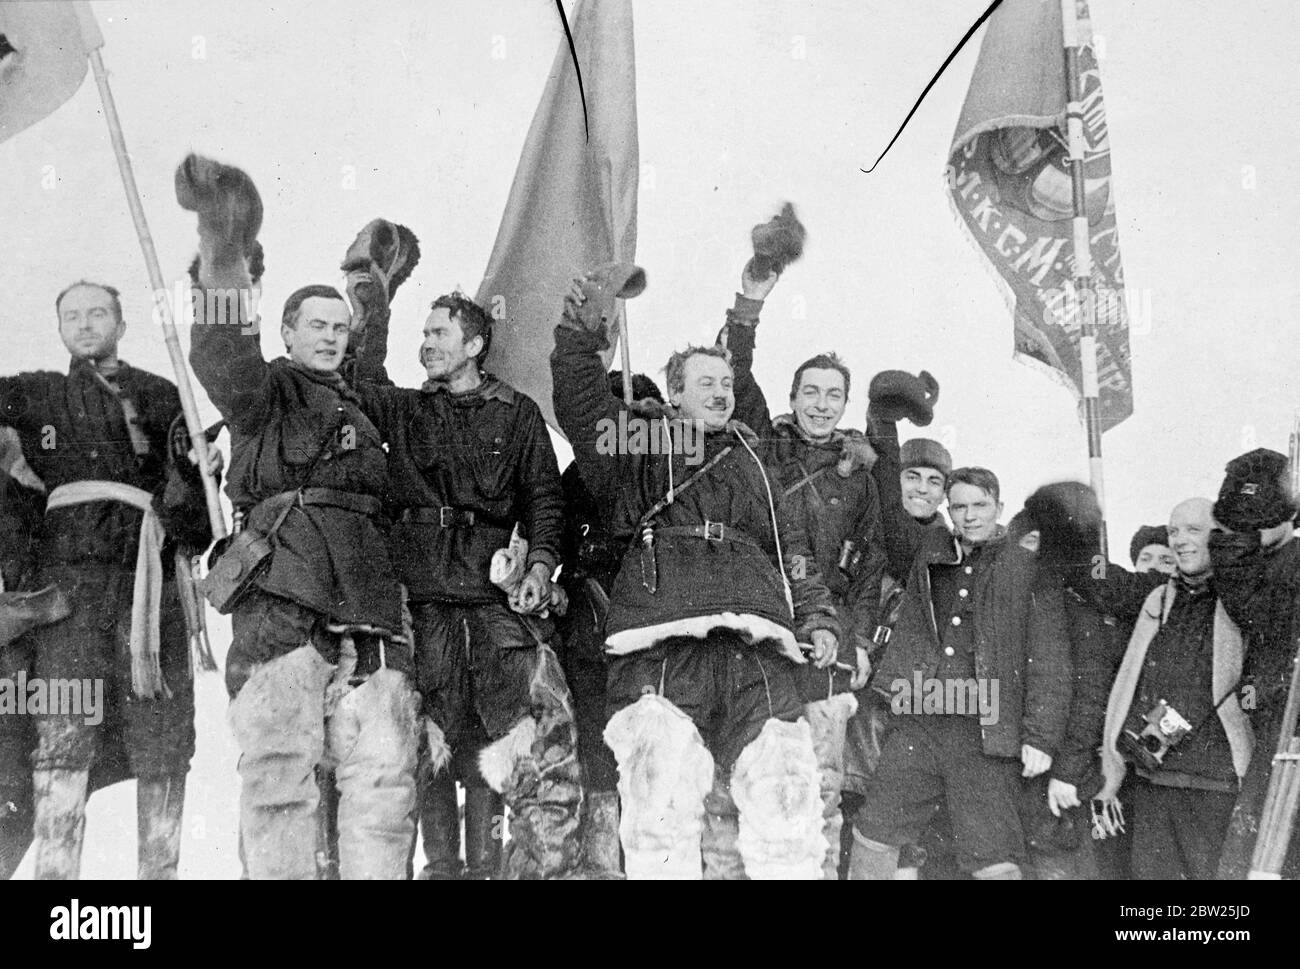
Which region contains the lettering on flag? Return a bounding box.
[947,0,1132,430]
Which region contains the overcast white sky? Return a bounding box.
[4,0,1298,878]
[5,0,1298,550]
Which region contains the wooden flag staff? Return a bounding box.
[87,49,226,541]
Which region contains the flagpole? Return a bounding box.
[86,50,226,541]
[618,311,634,404]
[1060,0,1108,558]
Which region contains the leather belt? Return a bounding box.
[251,488,383,519]
[655,522,761,548]
[399,505,511,530]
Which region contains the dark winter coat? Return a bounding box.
[550,322,840,659]
[1207,532,1300,879]
[189,317,401,631]
[351,321,563,604]
[0,359,210,778]
[720,298,886,655]
[870,528,1073,759]
[1051,584,1125,791]
[0,470,43,591]
[0,361,211,568]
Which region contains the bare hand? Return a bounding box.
[190,445,224,478]
[517,563,553,615]
[850,646,872,690]
[809,628,839,670]
[1021,744,1053,778]
[1046,778,1080,817]
[740,264,779,301]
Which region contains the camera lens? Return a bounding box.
[1141,734,1163,753]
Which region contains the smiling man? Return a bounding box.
[849,466,1072,880]
[552,266,842,879]
[350,289,576,881]
[1076,497,1256,880]
[718,264,881,879]
[181,155,417,881]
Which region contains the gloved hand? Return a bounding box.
[175,153,263,287]
[837,433,878,476]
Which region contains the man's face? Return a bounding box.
[673,353,734,431]
[790,367,847,441]
[1167,499,1214,578]
[283,296,351,372]
[420,307,482,382]
[1134,543,1177,575]
[901,466,947,520]
[58,285,124,362]
[948,482,1003,546]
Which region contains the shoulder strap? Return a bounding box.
[637,445,734,528]
[89,367,151,458]
[782,461,832,499]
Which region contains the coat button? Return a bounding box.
[964,566,973,575]
[944,646,955,656]
[958,588,969,598]
[829,497,839,505]
[951,616,962,626]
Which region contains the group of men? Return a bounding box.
[1,153,1298,879]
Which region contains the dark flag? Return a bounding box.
[476,0,639,433]
[947,0,1133,430]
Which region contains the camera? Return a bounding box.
[1117,699,1192,772]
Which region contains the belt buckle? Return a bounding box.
[439,506,455,527]
[703,520,725,542]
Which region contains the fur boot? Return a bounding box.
[604,693,714,880]
[731,717,826,880]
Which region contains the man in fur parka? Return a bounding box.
[551,266,842,880]
[716,263,880,879]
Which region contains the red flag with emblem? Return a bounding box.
[947,0,1133,430]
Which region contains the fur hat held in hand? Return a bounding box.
[745,202,806,279]
[174,154,263,288]
[1214,448,1297,531]
[869,370,940,426]
[340,218,421,331]
[1023,481,1104,570]
[576,262,646,333]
